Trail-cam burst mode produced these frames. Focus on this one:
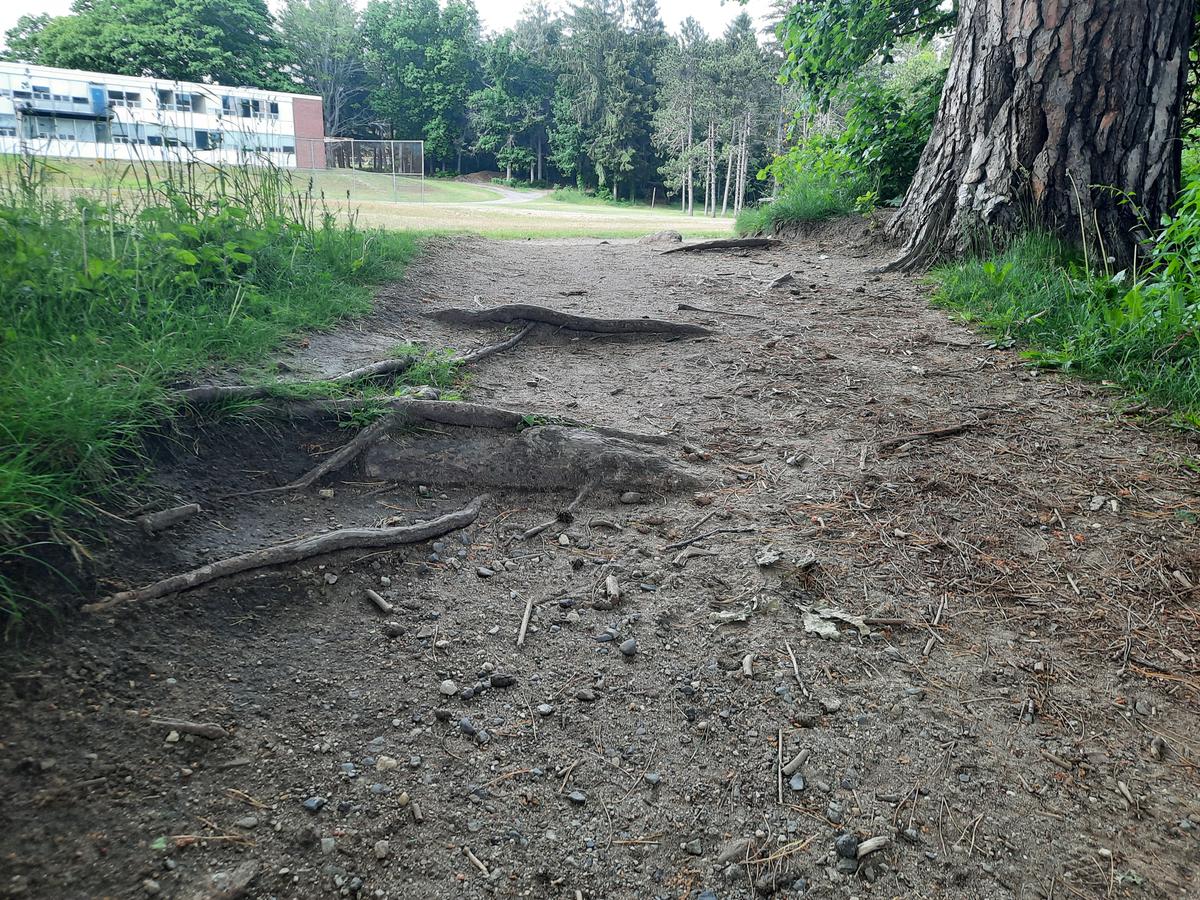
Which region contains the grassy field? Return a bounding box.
[0,156,734,239]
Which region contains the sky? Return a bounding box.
[1,0,779,48]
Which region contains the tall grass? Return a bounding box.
[0,152,420,628]
[735,172,867,235]
[932,231,1200,425]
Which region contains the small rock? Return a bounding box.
[835,856,859,875]
[142,879,161,895]
[788,772,807,792]
[323,572,338,585]
[376,755,399,772]
[576,688,597,702]
[439,679,458,696]
[234,816,259,829]
[558,533,571,546]
[684,839,703,856]
[619,491,644,504]
[165,731,180,744]
[536,703,555,716]
[302,796,326,813]
[834,833,859,859]
[459,717,477,737]
[567,791,587,805]
[374,840,390,860]
[619,638,638,657]
[489,673,517,688]
[643,772,661,786]
[476,567,496,578]
[819,697,842,714]
[320,837,336,854]
[717,837,751,865]
[382,621,405,639]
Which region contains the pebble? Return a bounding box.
[374,840,390,860]
[819,697,842,714]
[835,856,859,875]
[439,679,458,696]
[567,791,587,805]
[476,567,496,578]
[459,718,477,737]
[234,816,259,829]
[320,837,336,854]
[489,673,517,688]
[383,622,405,638]
[536,704,555,716]
[323,572,338,585]
[684,839,703,856]
[619,491,644,504]
[558,533,571,546]
[789,772,807,792]
[302,796,326,813]
[834,833,859,858]
[576,688,597,702]
[716,837,750,865]
[643,772,661,786]
[142,879,161,895]
[619,638,638,657]
[375,755,399,771]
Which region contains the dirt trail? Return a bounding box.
[3,227,1199,900]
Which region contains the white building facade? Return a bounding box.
[0,62,327,168]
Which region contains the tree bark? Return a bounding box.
[889,0,1195,271]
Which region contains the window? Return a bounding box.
[32,85,51,100]
[12,90,31,100]
[108,89,142,108]
[0,114,16,137]
[71,96,87,105]
[268,101,279,119]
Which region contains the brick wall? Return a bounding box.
[292,97,326,168]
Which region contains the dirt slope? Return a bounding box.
[2,226,1199,900]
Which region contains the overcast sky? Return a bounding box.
[2,0,778,50]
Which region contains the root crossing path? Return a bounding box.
[4,230,1199,900]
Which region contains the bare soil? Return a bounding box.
[2,225,1199,900]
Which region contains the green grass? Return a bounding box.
[0,153,422,629]
[735,173,867,235]
[932,232,1200,425]
[0,156,499,204]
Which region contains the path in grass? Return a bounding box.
[3,228,1196,899]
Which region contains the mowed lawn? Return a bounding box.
[1,156,736,239]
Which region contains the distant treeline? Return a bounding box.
[3,0,796,209]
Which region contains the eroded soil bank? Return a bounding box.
[2,226,1198,899]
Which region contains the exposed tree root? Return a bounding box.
[430,304,712,337]
[660,238,780,255]
[176,357,418,406]
[83,496,485,613]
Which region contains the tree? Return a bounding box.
[278,0,372,137]
[470,34,541,179]
[363,0,480,169]
[892,1,1195,269]
[1,0,291,88]
[2,15,50,62]
[780,0,1196,269]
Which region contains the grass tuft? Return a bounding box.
[735,173,868,236]
[932,232,1200,425]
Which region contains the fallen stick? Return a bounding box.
[463,847,490,877]
[84,496,485,613]
[677,302,765,321]
[431,304,712,337]
[879,421,980,451]
[365,589,394,614]
[138,503,201,536]
[456,322,536,365]
[149,717,229,740]
[516,592,534,648]
[660,237,780,255]
[521,481,594,541]
[662,526,755,552]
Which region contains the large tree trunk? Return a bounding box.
[889,0,1194,271]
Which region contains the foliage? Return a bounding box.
[933,231,1200,427]
[278,0,373,137]
[0,155,419,627]
[362,0,481,166]
[777,0,956,100]
[734,171,864,234]
[2,0,292,89]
